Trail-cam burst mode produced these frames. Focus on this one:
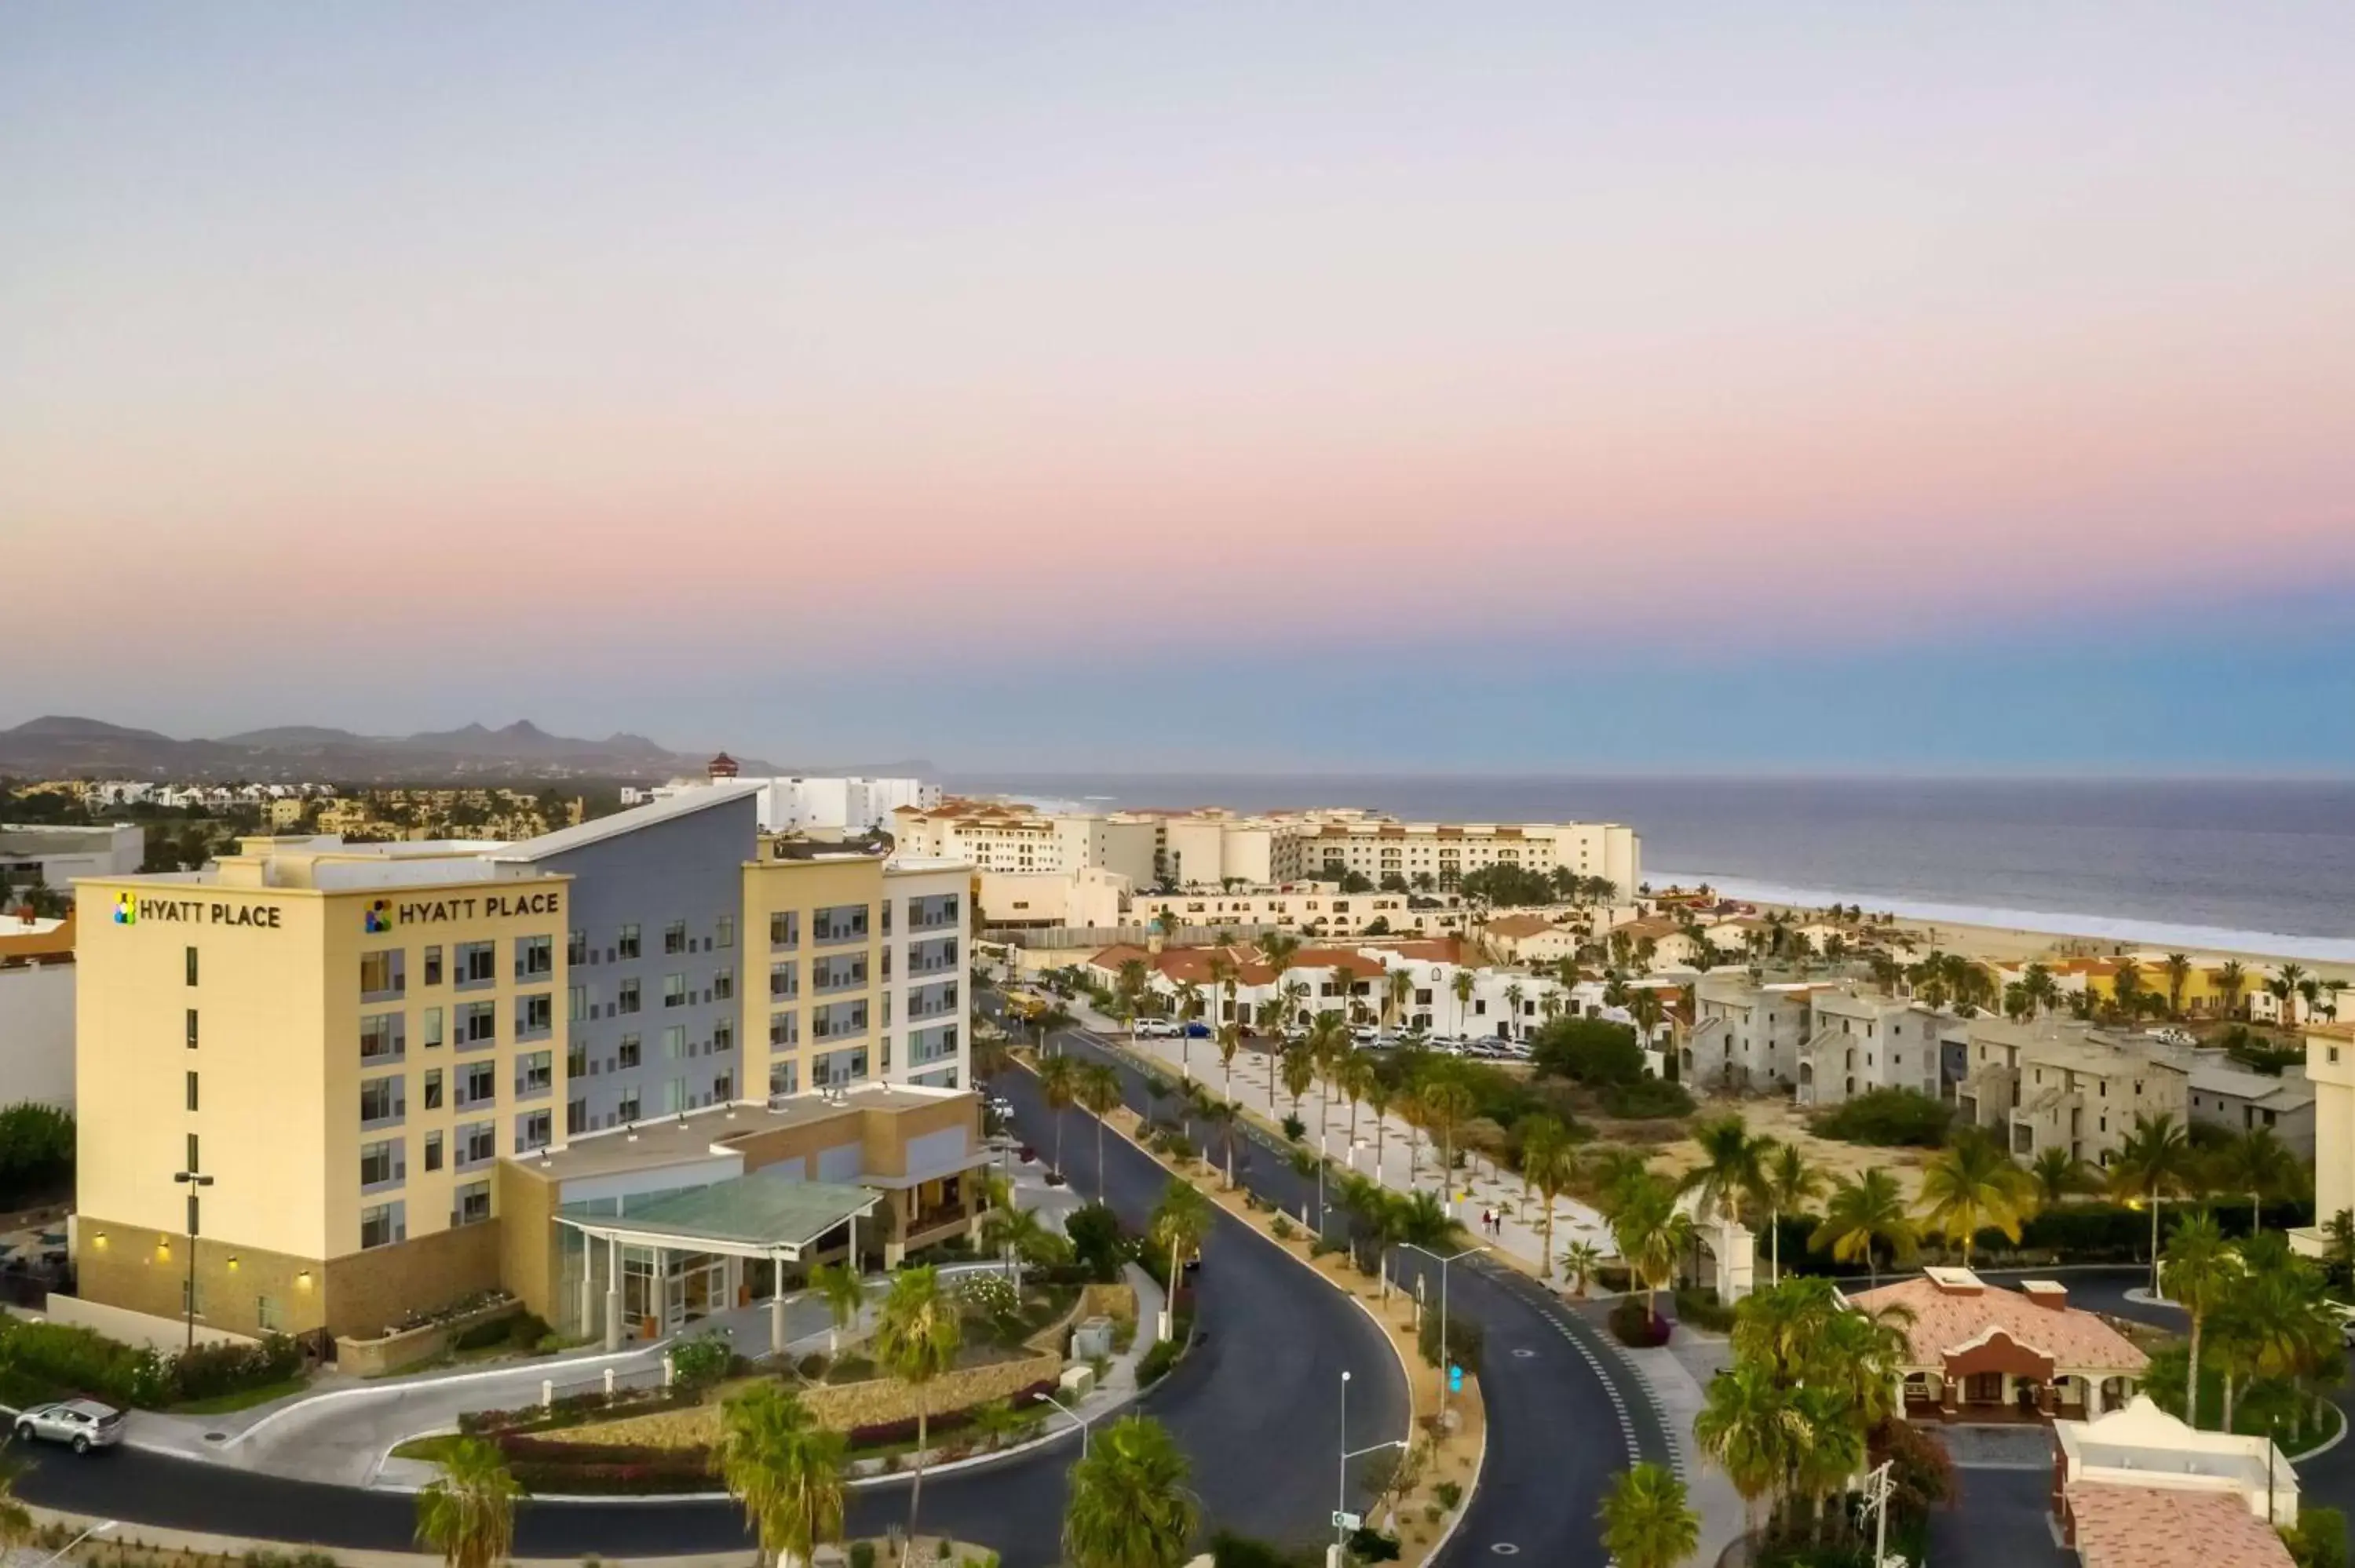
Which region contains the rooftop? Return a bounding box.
[491,783,762,862]
[0,824,136,855]
[523,1084,971,1183]
[2188,1063,2317,1107]
[1846,1270,2150,1373]
[558,1167,880,1256]
[2068,1482,2293,1568]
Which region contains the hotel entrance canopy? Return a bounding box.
[557,1168,883,1264]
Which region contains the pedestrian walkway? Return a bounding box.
[1619,1329,1747,1565]
[1062,1005,1613,1282]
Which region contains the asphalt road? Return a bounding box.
[13,1041,1407,1566]
[1042,1026,1677,1567]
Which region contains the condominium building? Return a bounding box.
[74,838,574,1339]
[1689,976,1823,1091]
[2295,1025,2355,1259]
[1285,815,1641,899]
[1955,1017,2189,1167]
[890,801,1159,885]
[655,774,940,834]
[1795,986,1943,1107]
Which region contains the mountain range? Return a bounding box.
[0,716,867,784]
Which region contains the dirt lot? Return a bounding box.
[1644,1093,1936,1203]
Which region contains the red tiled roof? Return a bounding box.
[2068,1483,2292,1568]
[1846,1275,2149,1374]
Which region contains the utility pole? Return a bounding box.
[1404,1242,1487,1418]
[1856,1459,1901,1568]
[172,1167,215,1351]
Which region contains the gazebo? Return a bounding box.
[559,1169,883,1353]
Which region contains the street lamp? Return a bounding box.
[1402,1242,1488,1417]
[172,1168,215,1351]
[1039,1388,1092,1457]
[35,1521,115,1567]
[1336,1369,1408,1555]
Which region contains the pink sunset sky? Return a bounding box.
[4,4,2351,768]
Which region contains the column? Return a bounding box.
[603,1235,624,1352]
[769,1253,787,1356]
[2086,1377,2105,1419]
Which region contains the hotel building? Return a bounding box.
[67,796,980,1344]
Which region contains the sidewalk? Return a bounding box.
[1064,1005,1613,1281]
[1619,1329,1747,1565]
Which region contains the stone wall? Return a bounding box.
[1079,1282,1136,1326]
[335,1297,519,1377]
[558,1351,1062,1449]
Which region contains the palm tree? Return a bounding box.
[2021,961,2058,1017]
[2278,963,2310,1021]
[2217,959,2247,1019]
[1077,1061,1126,1192]
[1386,967,1414,1030]
[1560,1238,1604,1298]
[1364,1074,1393,1176]
[809,1261,864,1354]
[1206,950,1240,1070]
[1201,1098,1239,1189]
[1419,1075,1476,1207]
[1280,1041,1317,1128]
[413,1436,524,1568]
[1628,986,1665,1055]
[1810,1170,1917,1287]
[714,1382,848,1568]
[1519,1115,1576,1283]
[1694,1359,1798,1538]
[1611,1175,1693,1323]
[1598,1462,1699,1568]
[871,1265,962,1559]
[2029,1146,2094,1208]
[1039,1053,1080,1180]
[1150,1178,1213,1316]
[2163,954,2194,1019]
[1451,968,1477,1034]
[1679,1117,1773,1231]
[1174,979,1204,1077]
[1214,1019,1243,1112]
[2110,1112,2200,1296]
[1061,1414,1200,1568]
[1502,981,1525,1040]
[1916,1129,2038,1267]
[1759,1143,1824,1289]
[1259,932,1303,1030]
[2213,1126,2304,1234]
[2162,1211,2240,1429]
[1335,1051,1375,1151]
[980,1202,1061,1293]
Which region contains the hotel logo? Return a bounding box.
[364,899,396,934]
[114,892,137,926]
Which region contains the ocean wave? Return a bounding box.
[1648,867,2355,965]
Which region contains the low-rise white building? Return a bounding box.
[2055,1396,2297,1565]
[656,775,940,835]
[1,823,144,897]
[2187,1062,2317,1160]
[0,910,75,1109]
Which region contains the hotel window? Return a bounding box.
[423,946,444,986]
[770,910,800,950]
[360,948,406,1001]
[360,1012,405,1064]
[569,985,589,1023]
[813,904,870,946]
[455,1180,492,1227]
[814,954,867,994]
[185,946,199,986]
[567,1097,588,1136]
[423,1068,444,1110]
[514,1110,552,1154]
[256,1296,281,1332]
[616,1090,641,1122]
[663,1024,687,1059]
[458,1001,497,1048]
[423,1130,444,1172]
[187,1132,200,1172]
[715,915,735,950]
[456,1121,497,1169]
[770,1010,800,1048]
[714,1071,734,1100]
[515,993,553,1041]
[664,972,688,1008]
[360,1202,406,1250]
[714,1019,734,1053]
[455,941,497,989]
[458,1060,497,1109]
[812,1045,869,1088]
[515,935,553,979]
[618,978,642,1015]
[360,1075,405,1128]
[617,1033,642,1069]
[360,1139,404,1192]
[663,1077,689,1114]
[186,1008,199,1049]
[568,929,590,965]
[770,961,800,1000]
[617,923,641,961]
[769,1059,800,1096]
[665,920,688,955]
[567,1041,588,1078]
[422,1005,444,1049]
[713,967,734,1001]
[516,1050,553,1099]
[812,999,868,1040]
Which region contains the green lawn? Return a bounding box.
[168,1375,310,1415]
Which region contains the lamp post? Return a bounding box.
[1403,1242,1487,1417]
[1337,1369,1407,1556]
[172,1168,215,1351]
[35,1521,115,1567]
[1039,1388,1091,1457]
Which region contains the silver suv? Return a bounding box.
[13,1398,125,1453]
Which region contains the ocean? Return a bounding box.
[940,774,2355,964]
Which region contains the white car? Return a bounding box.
[1134,1019,1178,1039]
[13,1399,125,1453]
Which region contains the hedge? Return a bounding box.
[0,1316,300,1408]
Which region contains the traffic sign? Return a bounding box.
[1448,1364,1463,1393]
[1332,1511,1361,1531]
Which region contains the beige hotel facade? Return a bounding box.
[69,811,982,1345]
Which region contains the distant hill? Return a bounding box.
[0,715,787,785]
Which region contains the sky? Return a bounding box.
[5,3,2352,772]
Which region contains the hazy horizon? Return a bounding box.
[8,2,2352,771]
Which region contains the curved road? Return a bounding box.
[1043,1025,1677,1566]
[13,1047,1408,1566]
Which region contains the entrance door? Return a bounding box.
[665,1271,687,1335]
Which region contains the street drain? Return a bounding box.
[1489,1544,1521,1555]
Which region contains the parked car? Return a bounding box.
[13,1399,124,1453]
[1135,1019,1178,1039]
[1182,1020,1211,1037]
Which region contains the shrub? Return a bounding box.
[1348,1527,1403,1562]
[795,1351,830,1380]
[669,1330,733,1387]
[1601,1078,1695,1119]
[1271,1216,1295,1242]
[0,1315,299,1408]
[1417,1311,1484,1375]
[1813,1089,1952,1147]
[453,1312,523,1352]
[1136,1339,1181,1387]
[849,1544,878,1568]
[1064,1203,1130,1284]
[1435,1479,1463,1511]
[1608,1298,1670,1347]
[2285,1507,2349,1568]
[1673,1287,1736,1333]
[507,1311,553,1350]
[959,1271,1020,1317]
[1281,1114,1306,1142]
[172,1333,301,1403]
[0,1102,74,1208]
[1531,1019,1646,1086]
[1309,1234,1345,1260]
